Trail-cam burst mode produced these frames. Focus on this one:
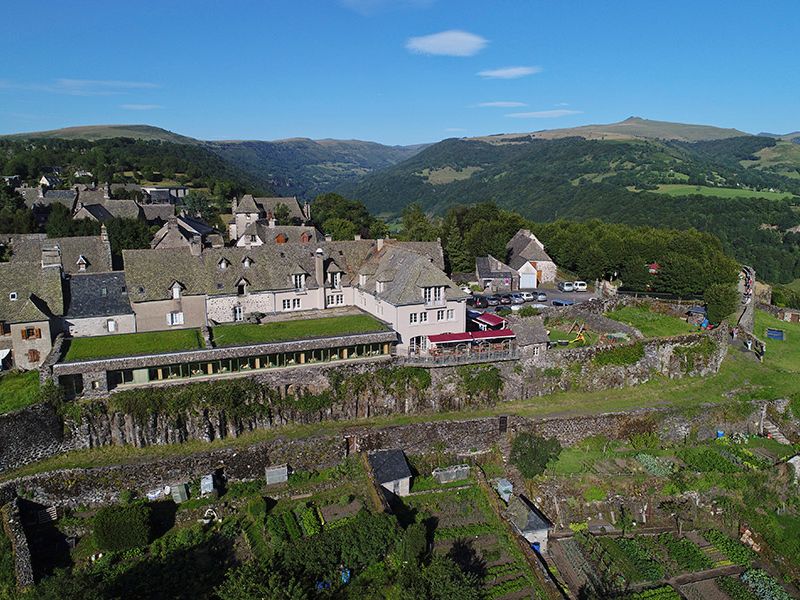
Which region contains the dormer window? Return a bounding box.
[100,287,108,297]
[275,234,288,244]
[236,278,249,296]
[329,271,341,289]
[423,286,444,306]
[242,257,253,268]
[293,273,305,290]
[8,292,17,301]
[359,274,367,286]
[171,282,183,300]
[376,281,385,293]
[218,258,230,270]
[76,255,88,272]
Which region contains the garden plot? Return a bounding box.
[403,484,544,600]
[680,578,731,600]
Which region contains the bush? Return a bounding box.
[93,504,152,552]
[704,283,739,323]
[518,305,541,317]
[741,568,792,600]
[510,433,562,478]
[593,342,645,366]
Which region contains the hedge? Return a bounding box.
[94,504,152,552]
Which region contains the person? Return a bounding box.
[746,339,753,351]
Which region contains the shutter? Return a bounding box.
[21,329,27,340]
[35,328,42,339]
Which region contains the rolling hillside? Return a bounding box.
[1,124,199,144]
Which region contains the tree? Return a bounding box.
[510,433,562,478]
[182,191,216,222]
[400,522,429,565]
[617,504,635,537]
[322,217,358,241]
[400,203,439,242]
[704,283,739,323]
[273,202,291,226]
[445,229,472,273]
[0,185,35,234]
[398,555,483,600]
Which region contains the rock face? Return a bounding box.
[1,324,728,474]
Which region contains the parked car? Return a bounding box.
[467,295,489,309]
[487,295,500,306]
[573,281,588,292]
[558,281,575,292]
[552,299,575,306]
[520,291,536,302]
[499,294,513,305]
[460,285,472,294]
[530,303,548,310]
[510,293,525,304]
[536,292,547,301]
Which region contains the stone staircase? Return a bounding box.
[763,420,792,445]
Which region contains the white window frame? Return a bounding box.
[447,308,455,321]
[436,309,445,321]
[172,284,181,300]
[292,298,301,310]
[419,312,428,323]
[409,313,418,325]
[167,311,184,326]
[107,319,117,332]
[293,273,305,290]
[8,292,17,301]
[330,272,341,289]
[233,306,244,322]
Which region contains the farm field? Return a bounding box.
[642,183,795,200]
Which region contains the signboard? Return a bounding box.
[766,328,785,341]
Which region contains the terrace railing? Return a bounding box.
[398,347,519,367]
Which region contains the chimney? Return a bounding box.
[167,215,178,230]
[37,186,44,199]
[268,218,276,228]
[354,234,361,241]
[103,182,110,200]
[315,248,325,292]
[304,200,311,223]
[231,196,238,212]
[325,234,332,242]
[190,234,202,256]
[377,238,384,251]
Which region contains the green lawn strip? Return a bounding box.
[0,369,41,414]
[754,309,800,372]
[211,314,387,347]
[63,329,205,361]
[605,306,696,338]
[2,351,793,481]
[548,328,599,347]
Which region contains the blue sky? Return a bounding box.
[1,0,798,145]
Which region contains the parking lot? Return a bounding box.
[469,286,599,309]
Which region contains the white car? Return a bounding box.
[558,281,575,293]
[461,286,472,294]
[520,291,536,301]
[529,303,548,310]
[573,281,588,292]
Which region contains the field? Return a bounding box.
[417,165,483,184]
[210,314,387,347]
[606,305,696,338]
[755,309,800,372]
[742,141,800,179]
[63,329,205,361]
[644,183,794,200]
[0,369,40,414]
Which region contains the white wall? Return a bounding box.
[380,477,411,497]
[66,314,136,337]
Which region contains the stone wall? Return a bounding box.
[0,403,76,473]
[1,498,34,589]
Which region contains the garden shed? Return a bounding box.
[493,478,513,504]
[506,495,552,553]
[368,449,412,497]
[265,464,289,485]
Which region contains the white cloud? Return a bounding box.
[120,104,162,110]
[477,101,527,108]
[0,78,159,96]
[506,109,582,118]
[477,66,541,79]
[406,30,487,57]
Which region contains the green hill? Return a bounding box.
[1,124,199,145]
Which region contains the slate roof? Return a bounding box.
[150,215,222,249]
[8,234,112,274]
[122,240,377,302]
[242,221,323,245]
[506,496,552,534]
[506,229,554,270]
[476,255,517,279]
[383,240,445,271]
[17,187,77,210]
[235,194,308,222]
[75,203,114,221]
[368,449,412,484]
[65,272,133,318]
[141,203,175,223]
[357,245,467,306]
[0,262,64,323]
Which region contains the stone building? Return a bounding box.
[506,229,557,287]
[62,272,136,337]
[150,214,224,250]
[229,194,311,240]
[368,449,412,497]
[475,254,519,292]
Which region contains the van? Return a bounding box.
[573,281,587,292]
[558,281,575,293]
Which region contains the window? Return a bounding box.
[293,273,305,290]
[424,286,443,305]
[434,287,443,302]
[78,262,86,272]
[0,321,8,336]
[282,299,291,311]
[233,306,243,322]
[327,294,343,306]
[282,298,301,311]
[447,309,454,321]
[359,274,367,286]
[437,309,445,321]
[237,282,247,296]
[409,313,418,325]
[243,257,252,268]
[376,281,385,293]
[8,292,17,301]
[533,346,540,357]
[419,312,428,323]
[107,319,117,332]
[423,287,432,303]
[27,349,40,363]
[100,287,108,297]
[167,311,184,326]
[218,259,229,270]
[171,283,182,300]
[293,298,301,310]
[22,327,40,340]
[330,272,341,289]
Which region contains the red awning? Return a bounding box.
[428,332,473,344]
[471,328,516,340]
[474,313,506,327]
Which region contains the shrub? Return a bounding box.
[704,283,739,324]
[510,433,562,478]
[266,514,288,544]
[593,342,645,366]
[93,504,151,552]
[741,568,792,600]
[295,504,322,537]
[282,511,303,541]
[518,305,541,317]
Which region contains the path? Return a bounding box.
[736,265,756,334]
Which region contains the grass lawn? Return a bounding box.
[63,329,205,361]
[646,183,794,200]
[606,305,696,338]
[0,370,40,414]
[211,314,387,347]
[755,309,800,372]
[548,327,599,348]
